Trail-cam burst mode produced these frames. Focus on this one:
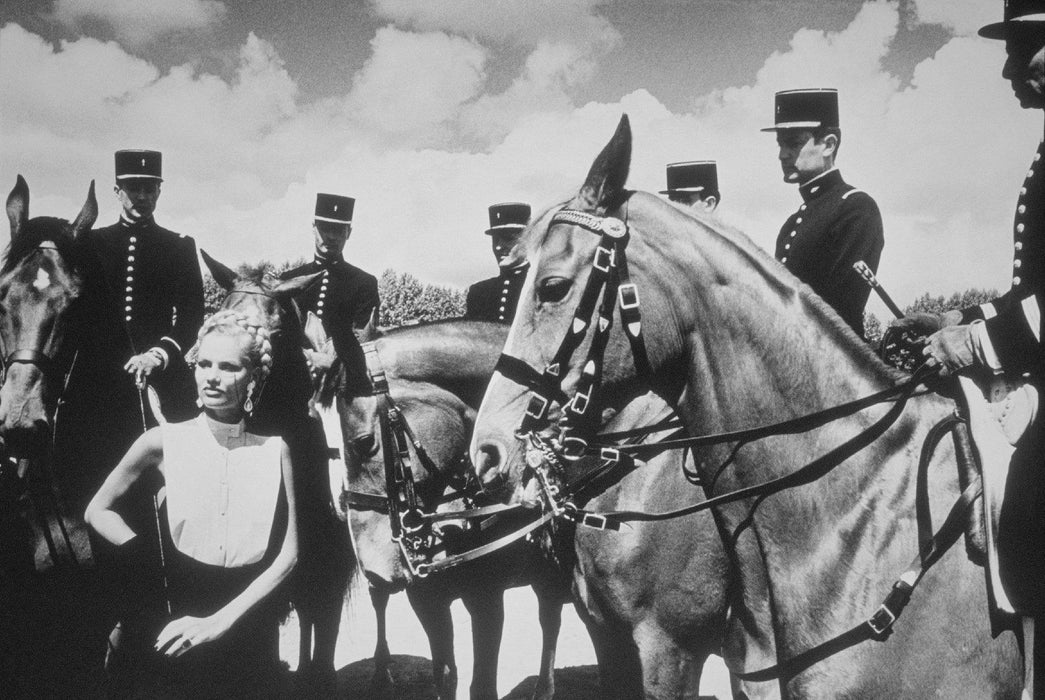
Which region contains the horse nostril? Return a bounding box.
[475,441,504,487]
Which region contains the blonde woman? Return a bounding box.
[86,310,297,698]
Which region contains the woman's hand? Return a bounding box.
[154,614,231,658]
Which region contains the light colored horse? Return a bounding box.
[471,115,1022,698]
[336,319,569,700]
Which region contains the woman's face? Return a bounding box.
[195,332,254,419]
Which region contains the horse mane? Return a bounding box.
[527,190,900,382]
[2,217,82,275]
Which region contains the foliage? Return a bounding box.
[203,260,466,326]
[377,269,466,327]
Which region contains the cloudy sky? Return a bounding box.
[1,0,1042,314]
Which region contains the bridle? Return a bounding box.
[343,340,555,578]
[491,202,986,680]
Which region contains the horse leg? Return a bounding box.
[369,586,395,698]
[574,602,644,700]
[461,587,505,700]
[632,621,704,700]
[531,591,563,700]
[407,585,458,700]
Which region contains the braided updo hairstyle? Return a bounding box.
[188,310,274,382]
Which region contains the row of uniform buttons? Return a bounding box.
[124,235,137,322]
[315,270,329,318]
[780,203,807,264]
[1012,146,1041,289]
[498,275,511,320]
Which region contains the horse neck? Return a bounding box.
[379,322,506,410]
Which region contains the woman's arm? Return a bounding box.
[156,438,299,655]
[84,427,164,546]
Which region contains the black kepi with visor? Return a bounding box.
[115,149,162,181]
[761,88,839,132]
[485,202,530,235]
[660,161,718,196]
[314,193,354,225]
[979,0,1045,39]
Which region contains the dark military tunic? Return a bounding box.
[965,139,1045,615]
[774,169,884,337]
[465,263,528,323]
[281,255,379,397]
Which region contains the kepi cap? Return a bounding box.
[485,202,530,235]
[761,89,839,132]
[660,161,719,196]
[979,0,1045,39]
[115,149,162,181]
[314,193,354,224]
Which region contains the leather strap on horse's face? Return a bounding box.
[494,202,653,458]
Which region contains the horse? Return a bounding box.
[335,319,571,700]
[200,252,353,696]
[470,115,1023,697]
[0,175,116,696]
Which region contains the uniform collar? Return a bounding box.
[119,213,155,229]
[499,261,529,278]
[314,253,344,269]
[798,168,843,203]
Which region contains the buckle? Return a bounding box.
[525,393,550,419]
[618,283,640,310]
[599,447,621,463]
[599,218,627,238]
[593,245,615,273]
[581,512,609,530]
[571,386,592,415]
[868,604,897,636]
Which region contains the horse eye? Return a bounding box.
[537,277,572,304]
[354,434,378,457]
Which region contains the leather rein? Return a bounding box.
[493,203,983,681]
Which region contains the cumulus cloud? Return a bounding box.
[913,0,996,36]
[370,0,620,51]
[2,0,1040,313]
[51,0,227,46]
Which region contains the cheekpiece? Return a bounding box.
[115,149,162,181]
[660,161,719,196]
[979,0,1045,39]
[762,89,839,132]
[485,202,531,235]
[315,193,354,225]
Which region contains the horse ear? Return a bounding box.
[270,271,323,299]
[70,180,98,239]
[200,249,240,290]
[574,114,631,215]
[6,174,29,242]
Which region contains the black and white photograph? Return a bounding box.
[1,0,1043,697]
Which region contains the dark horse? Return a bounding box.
[201,252,353,695]
[336,319,570,700]
[471,116,1023,697]
[0,175,114,696]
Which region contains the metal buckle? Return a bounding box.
[525,393,550,419]
[599,447,620,463]
[580,512,609,530]
[571,387,591,414]
[618,283,639,310]
[593,245,615,273]
[868,604,897,636]
[599,218,627,238]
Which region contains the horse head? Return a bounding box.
[0,176,96,458]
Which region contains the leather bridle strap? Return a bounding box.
[4,349,56,377]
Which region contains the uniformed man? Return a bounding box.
[465,202,530,323]
[897,2,1045,691]
[763,88,884,338]
[660,160,720,213]
[281,193,379,396]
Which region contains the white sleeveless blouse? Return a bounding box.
[163,415,283,567]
